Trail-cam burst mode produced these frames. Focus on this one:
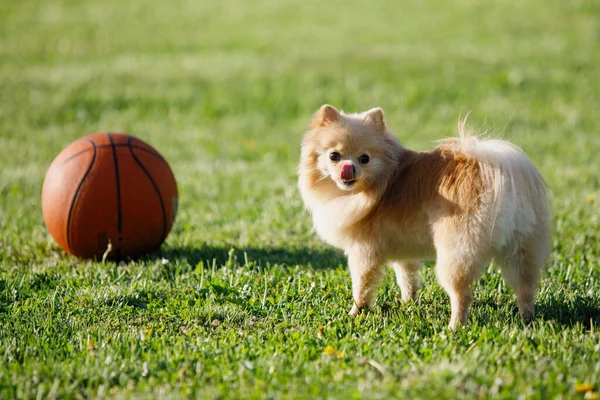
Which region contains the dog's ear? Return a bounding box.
[311,104,341,128]
[364,107,386,131]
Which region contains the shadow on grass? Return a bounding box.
[150,244,346,270]
[536,295,600,327]
[457,294,600,328]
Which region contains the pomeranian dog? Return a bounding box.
[298,105,549,329]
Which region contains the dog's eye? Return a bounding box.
[358,154,370,164]
[329,152,341,162]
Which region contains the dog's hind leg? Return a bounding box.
[433,226,488,330]
[498,232,548,321]
[435,255,478,330]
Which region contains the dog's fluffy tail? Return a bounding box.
[444,118,549,250]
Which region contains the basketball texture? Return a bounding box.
[42,133,178,260]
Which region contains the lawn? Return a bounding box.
[1,0,599,398]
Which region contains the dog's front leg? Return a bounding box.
[347,251,385,316]
[392,261,421,302]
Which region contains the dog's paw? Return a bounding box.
[521,310,535,323]
[403,293,419,303]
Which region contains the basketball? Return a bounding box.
[42,133,178,260]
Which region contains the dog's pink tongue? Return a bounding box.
[340,164,354,181]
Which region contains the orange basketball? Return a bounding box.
[42,133,178,260]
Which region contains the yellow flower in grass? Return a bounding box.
[323,346,344,359]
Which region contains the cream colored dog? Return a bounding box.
[298,105,549,329]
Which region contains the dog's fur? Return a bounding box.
[298,105,549,329]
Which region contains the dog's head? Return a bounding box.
[300,104,401,195]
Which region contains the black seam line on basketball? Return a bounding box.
[108,133,123,235]
[59,144,167,167]
[128,136,167,243]
[59,148,94,167]
[66,139,97,254]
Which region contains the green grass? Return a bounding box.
[1,0,600,398]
